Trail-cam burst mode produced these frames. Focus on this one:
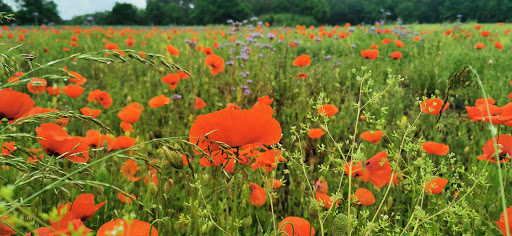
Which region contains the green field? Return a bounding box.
[1,22,512,235]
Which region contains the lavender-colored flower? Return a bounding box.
[226,61,235,66]
[267,33,276,40]
[240,85,249,89]
[259,53,264,58]
[87,16,94,21]
[240,64,245,68]
[231,87,237,91]
[243,20,248,24]
[246,79,253,84]
[243,89,251,96]
[227,19,234,24]
[32,12,39,16]
[250,16,258,21]
[324,55,332,60]
[333,61,342,68]
[457,14,463,18]
[385,12,392,16]
[172,94,182,99]
[314,37,322,43]
[351,44,357,48]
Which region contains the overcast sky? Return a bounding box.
[5,0,147,20]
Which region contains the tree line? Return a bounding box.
[1,0,512,26]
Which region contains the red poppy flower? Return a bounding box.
[62,84,85,98]
[495,41,503,50]
[0,216,15,235]
[278,217,315,236]
[256,95,274,106]
[226,103,240,110]
[36,123,90,163]
[365,150,392,187]
[0,142,14,158]
[251,149,286,172]
[97,219,158,236]
[125,38,135,47]
[292,54,311,67]
[309,128,325,139]
[422,141,449,155]
[63,66,87,85]
[318,104,338,117]
[268,179,282,188]
[149,95,171,108]
[466,101,512,125]
[205,54,225,75]
[477,135,512,163]
[166,44,180,57]
[343,161,365,177]
[105,43,118,50]
[0,88,35,124]
[189,106,282,152]
[121,159,141,182]
[474,25,482,30]
[352,188,375,206]
[178,70,190,79]
[475,43,485,49]
[360,130,385,144]
[144,169,158,185]
[85,130,114,150]
[27,78,47,94]
[112,136,136,150]
[195,97,206,109]
[70,194,107,221]
[480,31,491,37]
[117,193,136,204]
[370,44,379,49]
[29,218,91,236]
[46,86,61,96]
[425,177,448,194]
[496,206,512,236]
[118,102,143,123]
[80,107,101,118]
[381,38,392,44]
[88,89,113,109]
[296,72,308,80]
[395,39,404,47]
[391,51,402,60]
[249,183,266,207]
[203,47,213,56]
[360,49,379,59]
[161,73,180,90]
[7,71,24,83]
[421,98,449,115]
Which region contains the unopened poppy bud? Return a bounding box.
[164,179,174,192]
[148,182,158,196]
[163,146,184,169]
[387,196,393,208]
[308,199,321,218]
[242,216,253,228]
[464,146,470,153]
[201,222,214,234]
[93,186,104,196]
[332,213,348,236]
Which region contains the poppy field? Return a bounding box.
[1,21,512,235]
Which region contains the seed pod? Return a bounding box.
[332,213,348,236]
[148,182,158,196]
[93,186,104,196]
[163,146,184,169]
[201,221,215,234]
[308,199,321,218]
[242,216,253,228]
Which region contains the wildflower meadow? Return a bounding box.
[1,14,512,236]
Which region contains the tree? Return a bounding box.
[191,0,251,25]
[106,3,142,25]
[14,0,61,25]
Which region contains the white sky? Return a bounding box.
[5,0,147,20]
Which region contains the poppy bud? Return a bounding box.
[242,216,253,228]
[163,146,184,169]
[201,221,214,234]
[148,182,158,196]
[228,172,243,199]
[164,179,174,193]
[308,199,321,218]
[332,213,348,236]
[93,186,104,196]
[387,196,393,208]
[464,146,470,153]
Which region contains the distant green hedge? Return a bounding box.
[258,14,318,26]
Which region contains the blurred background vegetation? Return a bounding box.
[1,0,512,26]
